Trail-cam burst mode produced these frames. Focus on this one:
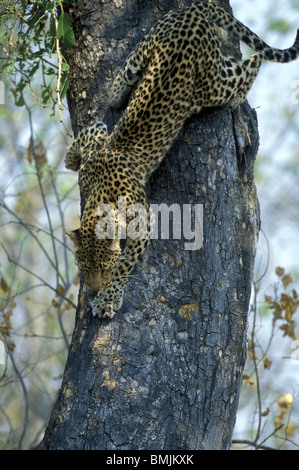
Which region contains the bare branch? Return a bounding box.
[1,243,76,309]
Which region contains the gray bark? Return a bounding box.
[41,0,260,450]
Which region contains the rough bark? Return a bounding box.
[41,0,260,450]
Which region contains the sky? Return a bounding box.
[231,0,299,281]
[231,0,299,445]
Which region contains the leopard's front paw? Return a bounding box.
[91,287,124,319]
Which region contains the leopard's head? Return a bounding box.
[67,229,121,291]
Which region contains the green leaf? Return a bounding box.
[44,66,56,75]
[15,82,26,107]
[49,14,56,38]
[60,73,69,100]
[28,60,40,78]
[61,14,75,49]
[15,94,25,107]
[31,49,46,57]
[61,62,70,72]
[42,87,52,104]
[32,36,42,46]
[56,12,75,49]
[27,10,44,30]
[44,30,55,52]
[56,13,65,40]
[18,31,28,41]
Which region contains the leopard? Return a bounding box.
[65,1,299,319]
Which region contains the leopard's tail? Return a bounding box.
[209,4,299,63]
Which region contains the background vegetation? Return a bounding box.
[0,0,298,449]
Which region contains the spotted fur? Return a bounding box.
[66,1,299,318]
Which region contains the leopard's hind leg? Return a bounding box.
[108,39,151,108]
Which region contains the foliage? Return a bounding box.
[0,0,75,133]
[233,266,299,450]
[0,7,77,442]
[0,100,78,449]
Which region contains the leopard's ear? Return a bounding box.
[66,229,81,251]
[108,238,121,253]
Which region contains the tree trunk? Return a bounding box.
[41,0,260,450]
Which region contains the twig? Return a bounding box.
[0,201,67,287]
[0,220,73,254]
[251,281,263,446]
[49,169,70,285]
[1,46,48,109]
[1,243,76,309]
[56,296,70,348]
[26,105,62,292]
[257,424,284,450]
[231,439,276,451]
[8,350,29,449]
[51,8,72,137]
